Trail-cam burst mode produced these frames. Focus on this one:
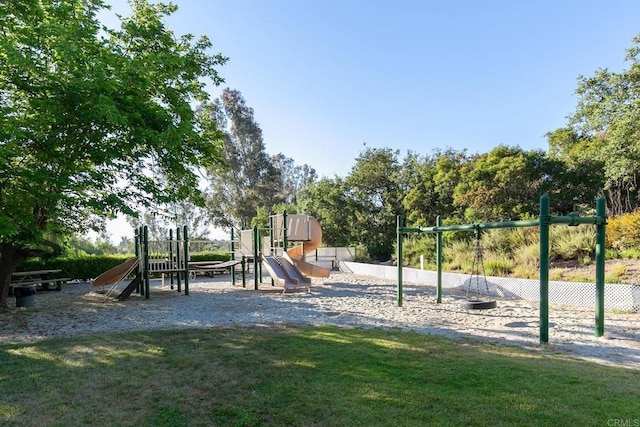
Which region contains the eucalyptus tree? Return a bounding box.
[204,89,317,230]
[0,0,227,307]
[270,153,317,205]
[205,88,284,229]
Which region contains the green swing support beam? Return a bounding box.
[396,195,607,344]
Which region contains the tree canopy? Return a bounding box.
[0,0,227,306]
[548,34,640,214]
[204,88,316,230]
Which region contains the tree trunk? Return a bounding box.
[0,244,27,309]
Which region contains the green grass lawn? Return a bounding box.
[1,326,638,426]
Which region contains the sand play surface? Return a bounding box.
[1,272,638,370]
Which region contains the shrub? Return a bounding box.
[189,253,230,262]
[620,247,640,259]
[606,263,627,284]
[18,255,131,280]
[513,242,540,270]
[354,245,371,263]
[443,240,474,272]
[550,226,595,261]
[482,228,537,255]
[483,254,514,276]
[607,209,640,251]
[17,253,229,281]
[397,235,436,269]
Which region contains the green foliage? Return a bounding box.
[297,177,357,247]
[188,253,230,263]
[513,242,541,270]
[453,146,601,222]
[482,227,537,254]
[398,235,436,268]
[63,234,132,256]
[443,240,474,272]
[346,147,403,260]
[483,254,514,276]
[620,247,640,259]
[205,89,316,230]
[554,34,640,215]
[551,226,596,261]
[0,0,228,304]
[353,245,371,263]
[18,256,131,280]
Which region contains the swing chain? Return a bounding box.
[466,227,491,300]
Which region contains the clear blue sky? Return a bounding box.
[102,0,640,179]
[98,0,640,241]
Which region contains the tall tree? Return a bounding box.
[128,199,212,242]
[452,146,601,222]
[204,90,316,229]
[297,177,356,247]
[0,0,227,307]
[271,153,317,205]
[453,146,543,221]
[205,89,284,229]
[557,34,640,214]
[346,147,403,260]
[400,149,469,226]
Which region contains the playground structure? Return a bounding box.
[396,195,607,344]
[91,213,331,299]
[243,212,331,293]
[91,226,192,300]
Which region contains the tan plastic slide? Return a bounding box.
[285,216,331,278]
[92,257,139,287]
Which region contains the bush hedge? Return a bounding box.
[17,253,231,281]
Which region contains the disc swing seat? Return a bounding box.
[459,228,498,310]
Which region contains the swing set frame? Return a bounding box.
[396,195,607,344]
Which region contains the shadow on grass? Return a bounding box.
[1,326,639,426]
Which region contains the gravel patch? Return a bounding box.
[1,272,638,370]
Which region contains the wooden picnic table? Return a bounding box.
[11,269,68,291]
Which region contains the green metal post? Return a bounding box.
[595,197,606,337]
[283,210,288,252]
[169,229,175,289]
[397,215,403,307]
[539,195,550,344]
[241,255,246,288]
[436,216,442,304]
[143,225,150,299]
[253,225,259,290]
[269,216,275,286]
[176,227,182,293]
[230,228,236,286]
[183,225,189,296]
[137,226,144,295]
